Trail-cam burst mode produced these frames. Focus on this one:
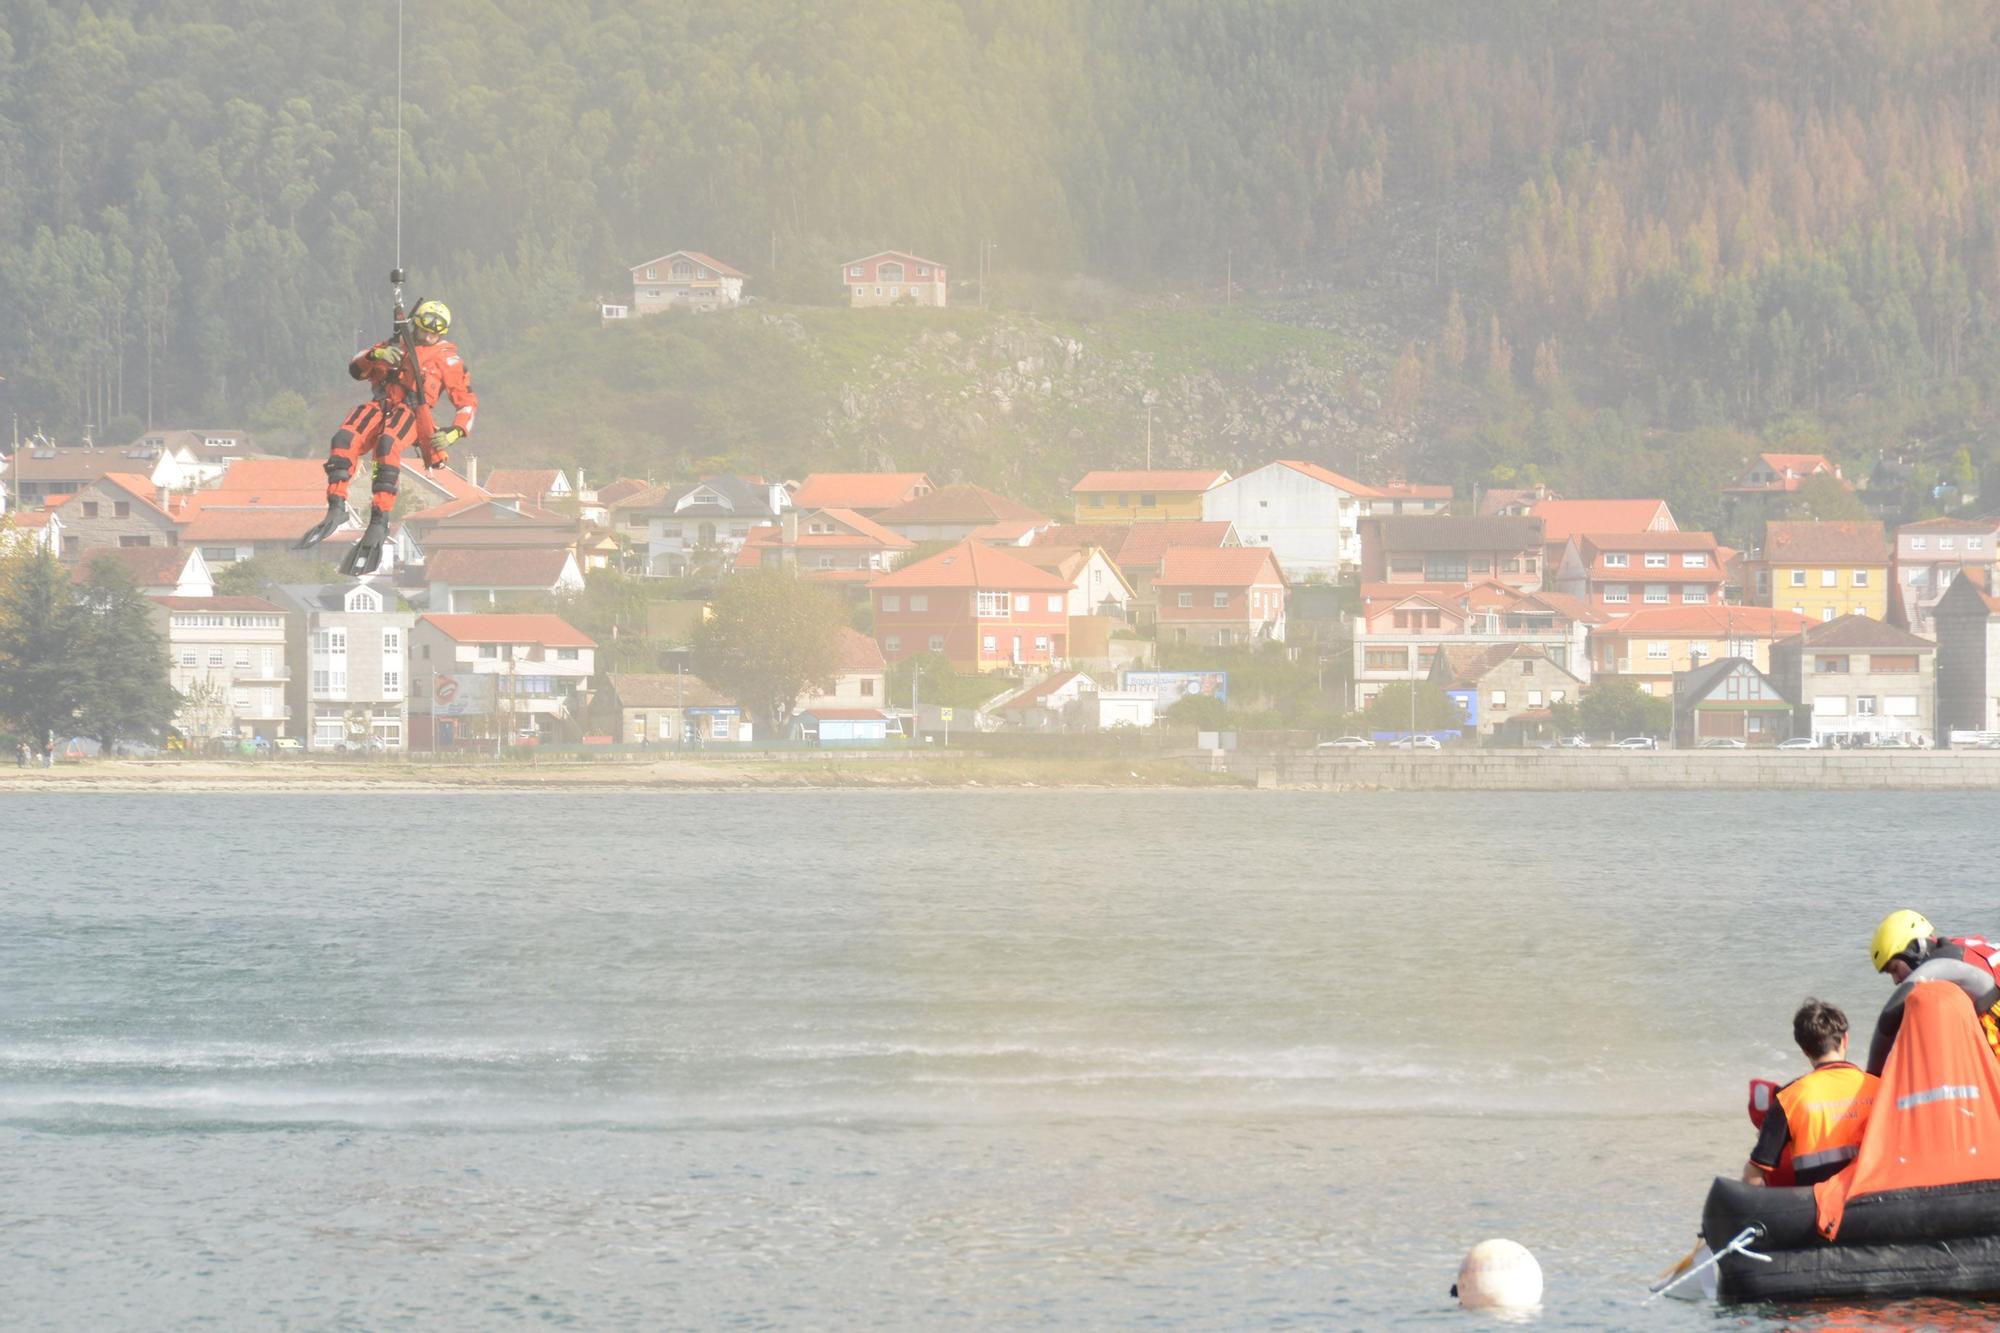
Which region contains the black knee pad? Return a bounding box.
[324,451,353,483]
[371,463,402,494]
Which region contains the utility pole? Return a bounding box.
[1226,249,1233,307]
[1145,405,1153,470]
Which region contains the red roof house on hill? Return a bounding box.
[875,484,1047,542]
[868,540,1069,672]
[792,472,934,514]
[1154,546,1287,647]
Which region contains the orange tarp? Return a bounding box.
[1816,981,2000,1239]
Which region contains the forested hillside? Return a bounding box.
[9,0,2000,520]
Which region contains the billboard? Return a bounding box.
[430,673,494,717]
[1119,670,1228,705]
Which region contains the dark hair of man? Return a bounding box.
[1794,998,1848,1060]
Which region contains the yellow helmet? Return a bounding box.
[1870,909,1936,973]
[411,298,451,337]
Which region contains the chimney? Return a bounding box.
[769,482,788,516]
[466,454,479,489]
[782,510,799,543]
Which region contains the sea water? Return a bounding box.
[2,789,1994,1328]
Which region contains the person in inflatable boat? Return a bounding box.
[1867,909,2000,1075]
[1744,999,1879,1188]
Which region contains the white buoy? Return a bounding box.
[1454,1238,1543,1310]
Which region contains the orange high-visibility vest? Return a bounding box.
[1777,1061,1878,1184]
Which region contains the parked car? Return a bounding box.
[1316,736,1375,751]
[273,737,304,753]
[1697,737,1747,749]
[1388,735,1443,751]
[1555,735,1591,749]
[1610,736,1659,750]
[1777,736,1820,750]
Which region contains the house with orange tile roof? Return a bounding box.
[1588,605,1813,697]
[1070,468,1231,522]
[1889,515,2000,640]
[841,251,946,307]
[1769,615,1937,744]
[1348,581,1599,711]
[0,506,62,554]
[177,497,368,569]
[733,508,913,582]
[874,484,1047,543]
[80,544,215,598]
[1030,519,1237,627]
[1358,514,1546,591]
[410,612,597,745]
[482,468,573,506]
[1748,520,1891,621]
[791,472,934,515]
[1011,544,1136,619]
[1366,480,1453,517]
[52,472,181,557]
[1934,571,2000,737]
[869,540,1071,672]
[1154,547,1287,647]
[1726,452,1848,495]
[795,627,891,715]
[425,547,584,612]
[1552,531,1725,614]
[1200,459,1381,579]
[629,250,748,313]
[1528,496,1677,568]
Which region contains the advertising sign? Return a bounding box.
[1119,670,1229,705]
[1446,689,1479,728]
[431,673,493,717]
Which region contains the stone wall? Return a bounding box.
[1229,749,2000,790]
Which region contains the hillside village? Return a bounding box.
[5,411,1999,756]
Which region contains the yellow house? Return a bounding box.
[1750,520,1891,622]
[1071,469,1230,523]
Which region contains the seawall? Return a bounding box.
[1225,750,2000,791]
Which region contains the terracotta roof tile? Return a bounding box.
[834,626,887,672]
[869,540,1070,591]
[420,613,595,647]
[1596,606,1812,637]
[1154,547,1285,587]
[215,458,329,492]
[606,672,733,708]
[1274,459,1381,495]
[876,484,1046,526]
[792,473,933,510]
[79,545,197,586]
[1761,520,1890,565]
[1531,499,1674,542]
[1072,469,1229,493]
[425,548,574,587]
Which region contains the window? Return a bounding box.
[556,648,578,661]
[1502,557,1521,573]
[349,590,378,612]
[909,595,928,612]
[1604,553,1630,569]
[82,502,98,518]
[1941,537,1958,551]
[884,635,901,653]
[114,501,131,518]
[1178,592,1193,608]
[1364,649,1407,671]
[1640,682,1654,695]
[119,535,151,547]
[918,266,930,276]
[1644,585,1669,604]
[478,643,499,659]
[976,591,1010,618]
[1213,592,1230,608]
[1682,586,1709,604]
[817,556,835,569]
[861,679,876,697]
[1647,641,1670,659]
[1471,557,1492,574]
[1815,656,1849,673]
[1820,569,1837,587]
[1524,558,1538,574]
[1140,493,1156,507]
[1644,552,1669,568]
[1856,696,1878,716]
[1791,570,1807,587]
[1047,595,1063,613]
[1821,607,1835,621]
[849,265,862,277]
[882,595,900,612]
[1014,594,1030,611]
[1528,690,1544,707]
[1035,636,1051,654]
[1970,538,1986,551]
[381,629,403,697]
[236,650,251,669]
[1912,536,1929,551]
[1681,552,1708,568]
[1755,571,1770,597]
[208,650,224,668]
[1870,654,1918,673]
[1852,569,1869,587]
[1490,691,1507,708]
[1424,557,1469,582]
[180,651,197,668]
[928,635,944,652]
[1885,695,1920,716]
[982,634,997,653]
[232,689,249,709]
[889,287,900,297]
[1603,584,1629,604]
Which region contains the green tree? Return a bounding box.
[885,650,1013,710]
[1164,693,1231,731]
[74,555,179,749]
[1782,472,1869,522]
[690,571,844,729]
[214,549,344,597]
[1362,681,1460,735]
[1578,677,1670,740]
[0,545,87,747]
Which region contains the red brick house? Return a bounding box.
[1153,547,1287,647]
[1552,531,1726,613]
[868,540,1070,672]
[733,507,913,584]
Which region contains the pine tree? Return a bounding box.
[0,545,86,749]
[73,555,179,750]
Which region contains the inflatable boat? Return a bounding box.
[1699,982,2000,1303]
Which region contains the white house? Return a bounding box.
[628,251,748,313]
[153,595,293,743]
[268,581,417,752]
[640,475,789,576]
[411,612,597,745]
[1200,460,1381,580]
[424,548,586,612]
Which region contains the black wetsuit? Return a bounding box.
[1866,944,2000,1076]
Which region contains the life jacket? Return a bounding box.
[1774,1061,1878,1185]
[1945,937,2000,1060]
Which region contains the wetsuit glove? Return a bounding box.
[368,345,403,367]
[421,426,464,468]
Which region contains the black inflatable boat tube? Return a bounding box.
[1702,1175,2000,1302]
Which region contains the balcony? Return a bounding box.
[238,666,291,682]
